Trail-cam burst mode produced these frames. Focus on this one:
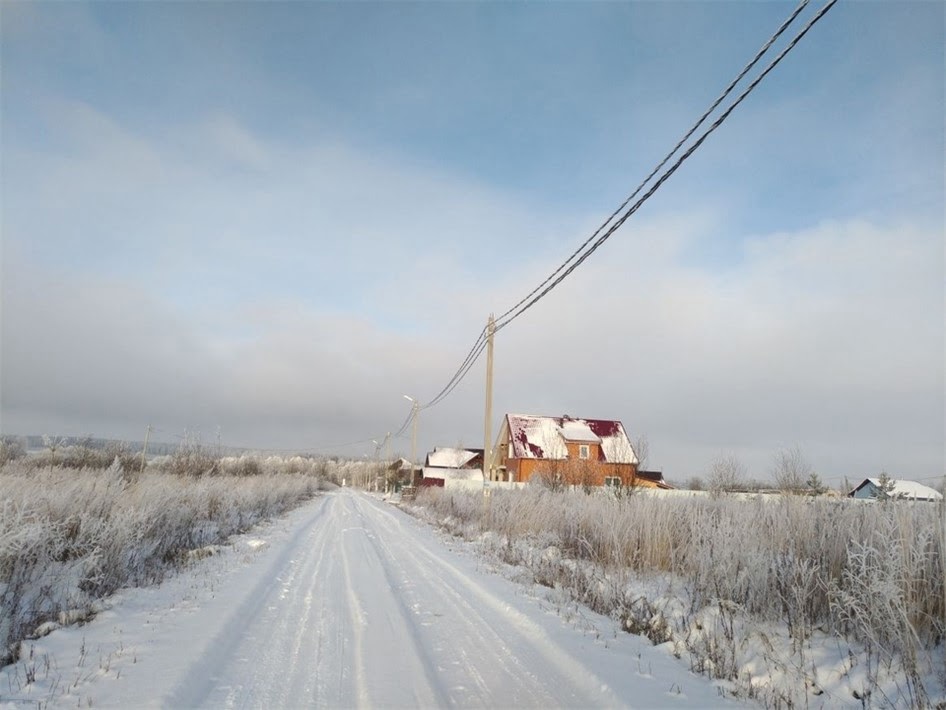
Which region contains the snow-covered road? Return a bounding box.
[2,489,735,708]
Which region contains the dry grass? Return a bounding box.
[0,461,326,665]
[415,487,944,706]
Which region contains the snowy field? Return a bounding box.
[409,487,945,708]
[2,488,741,708]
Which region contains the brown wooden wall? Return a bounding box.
[508,457,644,487]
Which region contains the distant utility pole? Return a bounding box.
[404,395,419,485]
[140,424,152,473]
[483,314,495,487]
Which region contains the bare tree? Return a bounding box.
[706,453,746,495]
[686,475,705,491]
[772,445,814,494]
[42,434,66,465]
[633,434,650,471]
[533,464,567,492]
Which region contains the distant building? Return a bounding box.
[490,413,669,489]
[848,478,943,502]
[420,447,484,487]
[388,457,419,488]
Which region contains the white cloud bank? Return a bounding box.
[2,96,942,486]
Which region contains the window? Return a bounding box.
[604,476,622,488]
[579,444,590,459]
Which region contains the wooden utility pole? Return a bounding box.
[483,314,495,486]
[140,424,152,473]
[410,404,419,484]
[403,394,419,487]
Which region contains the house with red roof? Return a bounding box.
[490,413,668,489]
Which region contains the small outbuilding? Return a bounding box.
[848,477,943,502]
[421,447,484,487]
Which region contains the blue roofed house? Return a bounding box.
[848,477,943,502]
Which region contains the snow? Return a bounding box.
[866,477,943,500]
[0,489,737,708]
[599,433,638,465]
[511,414,569,459]
[558,421,601,443]
[426,447,478,468]
[423,466,482,481]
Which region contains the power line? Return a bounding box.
[388,0,837,443]
[211,1,837,455]
[418,326,488,410]
[494,0,812,328]
[496,0,838,332]
[422,337,489,411]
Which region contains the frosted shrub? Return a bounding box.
[0,461,325,665]
[0,438,25,466]
[21,443,140,473]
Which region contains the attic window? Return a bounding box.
[579,444,590,459]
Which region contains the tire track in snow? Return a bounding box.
[338,506,373,709]
[357,492,628,707]
[345,497,453,708]
[162,489,681,708]
[163,495,334,708]
[356,497,541,704]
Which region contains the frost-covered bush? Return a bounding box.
[191,453,331,478]
[0,437,25,467]
[0,461,325,665]
[165,436,220,477]
[21,442,140,473]
[414,487,944,706]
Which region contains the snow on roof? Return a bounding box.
[505,414,638,464]
[426,447,480,468]
[866,478,943,500]
[559,421,601,443]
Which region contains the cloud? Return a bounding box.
[2,103,941,485]
[484,214,943,483]
[2,3,942,486]
[201,114,274,172]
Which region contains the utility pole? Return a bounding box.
[383,432,391,492]
[404,395,419,487]
[483,314,495,487]
[140,424,152,473]
[372,431,392,492]
[411,404,418,485]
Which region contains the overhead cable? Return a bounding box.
[384,0,837,444]
[494,0,813,328]
[495,0,837,332]
[418,325,488,410]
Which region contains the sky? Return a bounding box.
[2,1,943,487]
